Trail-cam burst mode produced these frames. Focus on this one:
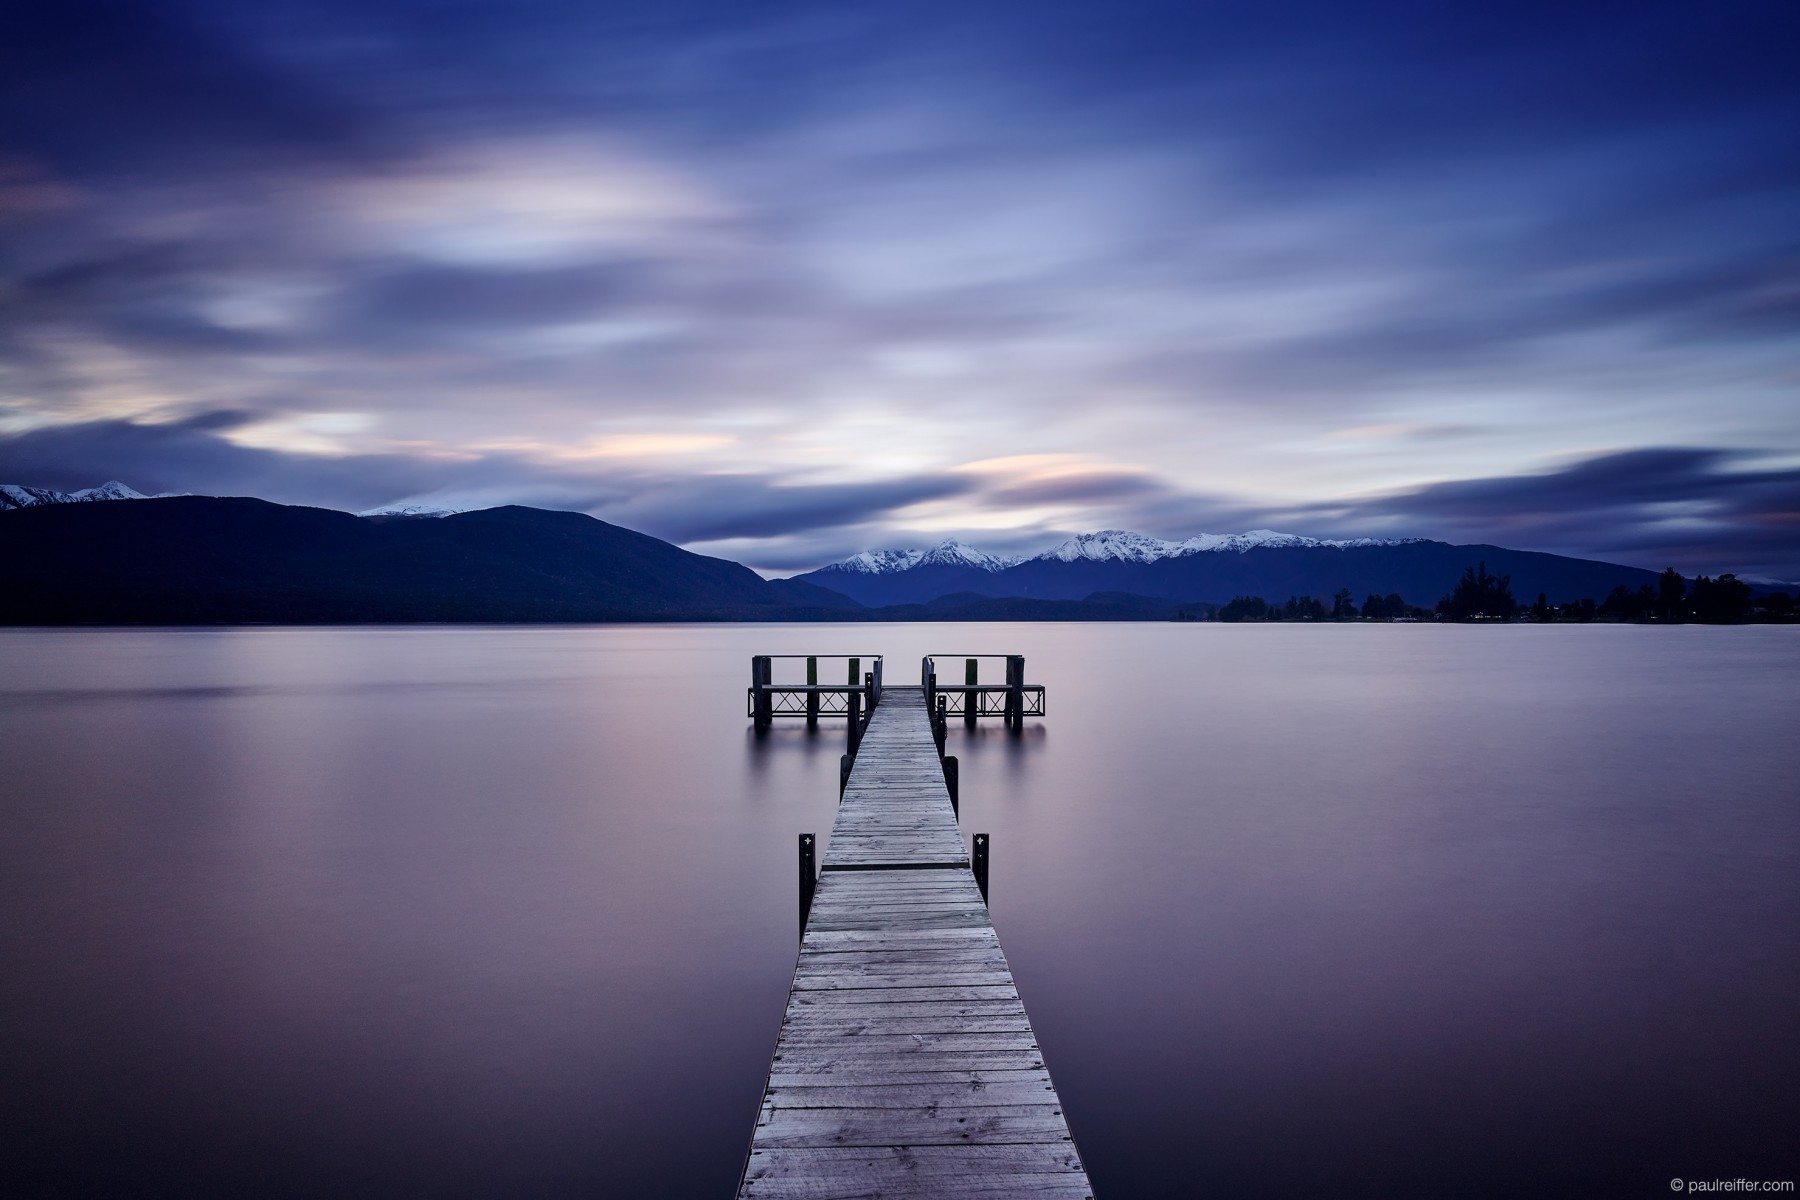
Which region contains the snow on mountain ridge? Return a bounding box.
[916,537,1018,571]
[819,528,1425,572]
[1,480,152,510]
[71,481,150,502]
[829,537,1016,575]
[357,502,466,518]
[1035,529,1184,564]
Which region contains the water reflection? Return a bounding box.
[0,624,1794,1199]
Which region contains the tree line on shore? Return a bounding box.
[1207,563,1796,623]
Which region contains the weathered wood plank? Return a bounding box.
[742,1146,1090,1199]
[751,1107,1074,1148]
[787,998,1025,1019]
[763,1080,1057,1108]
[779,1016,1035,1037]
[765,1067,1052,1088]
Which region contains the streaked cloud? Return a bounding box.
[1,0,1795,577]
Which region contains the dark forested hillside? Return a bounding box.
[0,498,846,623]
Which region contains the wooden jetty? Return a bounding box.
[739,658,1090,1199]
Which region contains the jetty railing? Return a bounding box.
[922,653,1044,727]
[748,654,883,729]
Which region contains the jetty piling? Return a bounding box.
[805,657,819,727]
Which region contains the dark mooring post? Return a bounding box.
[965,658,979,726]
[840,753,852,799]
[806,656,819,727]
[752,655,773,730]
[847,691,863,755]
[943,754,959,818]
[935,696,948,756]
[972,833,989,901]
[1005,655,1025,730]
[848,657,860,696]
[798,832,817,938]
[865,671,875,715]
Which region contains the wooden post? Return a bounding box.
[847,691,862,755]
[840,753,852,799]
[972,833,989,902]
[943,754,959,819]
[935,695,948,756]
[798,832,816,938]
[965,658,978,726]
[871,658,882,706]
[848,657,860,695]
[1006,655,1024,729]
[806,656,819,727]
[752,655,772,729]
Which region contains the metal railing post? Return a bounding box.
[798,833,816,938]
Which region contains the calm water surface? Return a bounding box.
[2,624,1796,1198]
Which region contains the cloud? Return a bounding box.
[1,0,1796,582]
[1284,448,1800,581]
[0,415,977,544]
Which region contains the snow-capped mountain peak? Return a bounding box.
[357,502,466,518]
[71,480,149,502]
[1,480,153,511]
[1174,529,1321,553]
[835,547,927,575]
[830,537,1015,575]
[1034,529,1184,564]
[916,537,1017,571]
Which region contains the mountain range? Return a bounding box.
[789,531,1673,608]
[0,480,1764,623]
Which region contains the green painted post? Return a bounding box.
[964,658,978,726]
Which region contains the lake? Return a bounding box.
[2,624,1796,1198]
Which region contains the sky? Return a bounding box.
[2,0,1797,579]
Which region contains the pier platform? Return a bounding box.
[738,684,1091,1199]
